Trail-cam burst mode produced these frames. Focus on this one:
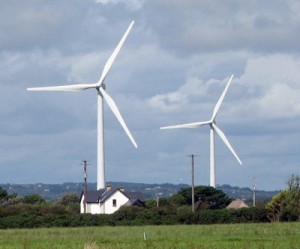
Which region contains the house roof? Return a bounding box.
[124,198,145,207]
[226,199,249,209]
[84,189,105,203]
[82,187,145,204]
[123,191,145,202]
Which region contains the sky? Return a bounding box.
[0,0,299,191]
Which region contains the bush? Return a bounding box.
[24,194,45,205]
[0,195,269,228]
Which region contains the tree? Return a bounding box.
[195,186,232,209]
[0,187,8,200]
[24,194,45,205]
[169,186,231,210]
[266,191,287,222]
[145,199,157,208]
[57,193,79,206]
[56,193,80,213]
[285,174,300,221]
[286,174,300,191]
[266,174,300,222]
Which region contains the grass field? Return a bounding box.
[0,222,299,249]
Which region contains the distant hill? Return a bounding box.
[0,182,280,204]
[219,184,279,205]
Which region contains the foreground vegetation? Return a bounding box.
[0,222,299,249]
[0,176,298,248]
[0,175,298,229]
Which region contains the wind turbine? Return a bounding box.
[27,21,137,190]
[160,75,242,188]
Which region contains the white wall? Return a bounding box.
[80,197,85,214]
[80,196,101,214]
[80,190,129,214]
[103,190,129,214]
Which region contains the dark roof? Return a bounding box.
[82,187,145,204]
[124,191,145,202]
[124,198,146,207]
[85,189,106,203]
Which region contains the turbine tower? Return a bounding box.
[27,21,137,190]
[160,75,242,187]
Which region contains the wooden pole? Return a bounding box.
[188,154,195,212]
[83,160,87,214]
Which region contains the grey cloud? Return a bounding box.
[141,0,300,55]
[0,0,138,53]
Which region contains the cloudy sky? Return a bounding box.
[1,0,299,191]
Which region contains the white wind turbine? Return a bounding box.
[27,21,137,190]
[160,75,242,187]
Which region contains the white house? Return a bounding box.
[80,185,145,214]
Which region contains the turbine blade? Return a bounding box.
[160,121,211,129]
[212,123,242,165]
[211,75,234,121]
[97,21,135,87]
[27,83,97,92]
[99,87,137,148]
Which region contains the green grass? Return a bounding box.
[0,223,299,249]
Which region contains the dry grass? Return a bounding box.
[84,242,99,249]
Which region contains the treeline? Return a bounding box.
[0,186,268,228]
[0,204,269,229]
[0,175,298,229]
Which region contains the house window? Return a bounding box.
[113,199,117,207]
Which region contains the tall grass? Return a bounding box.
[0,222,299,249]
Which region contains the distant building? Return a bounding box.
[226,199,249,209]
[80,184,145,214]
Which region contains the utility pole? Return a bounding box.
[188,154,196,212]
[252,176,256,207]
[155,186,159,207]
[83,160,88,214]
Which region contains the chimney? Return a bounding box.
[106,184,112,191]
[119,186,125,192]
